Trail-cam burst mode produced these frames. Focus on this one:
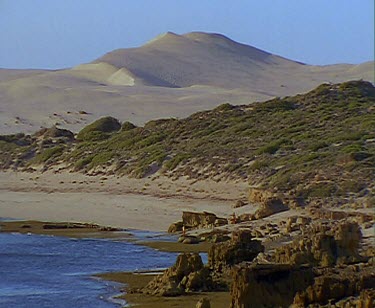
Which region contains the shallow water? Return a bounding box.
[0,232,177,308]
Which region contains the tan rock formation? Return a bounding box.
[273,221,363,266]
[309,207,374,223]
[167,221,183,233]
[248,188,275,203]
[182,211,227,229]
[143,253,211,296]
[292,265,375,307]
[254,197,289,219]
[248,188,289,219]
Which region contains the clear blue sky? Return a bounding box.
[0,0,373,69]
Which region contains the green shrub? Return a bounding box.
[301,182,337,198]
[164,153,191,171]
[338,180,365,195]
[77,116,121,141]
[255,139,286,155]
[32,146,64,164]
[89,152,114,167]
[79,131,111,142]
[74,155,94,170]
[249,159,268,170]
[121,121,137,131]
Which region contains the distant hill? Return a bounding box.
[95,32,304,88]
[0,32,373,134]
[1,81,374,206]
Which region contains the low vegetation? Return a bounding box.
[1,81,374,203]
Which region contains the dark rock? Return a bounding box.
[292,265,375,307]
[182,236,200,244]
[43,224,68,229]
[210,233,231,243]
[208,230,264,272]
[200,230,231,243]
[230,263,314,308]
[168,221,183,233]
[196,297,211,308]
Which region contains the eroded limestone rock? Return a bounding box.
[142,253,211,296]
[208,230,264,272]
[167,221,183,233]
[182,211,227,229]
[292,265,375,307]
[230,263,314,308]
[273,221,363,267]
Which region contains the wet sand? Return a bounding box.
[97,271,231,308]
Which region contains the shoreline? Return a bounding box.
[96,271,230,308]
[0,219,213,253]
[0,219,221,307]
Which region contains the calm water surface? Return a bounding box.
[0,232,177,308]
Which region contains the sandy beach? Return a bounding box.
[0,170,251,232]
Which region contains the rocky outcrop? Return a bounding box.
[254,197,289,219]
[142,253,211,296]
[309,207,374,223]
[248,188,275,203]
[248,188,289,219]
[201,230,231,243]
[208,230,264,272]
[230,263,375,308]
[167,221,183,233]
[230,263,314,308]
[273,221,363,266]
[292,265,375,307]
[328,289,375,308]
[182,211,227,229]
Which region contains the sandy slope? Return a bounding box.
[0,32,373,134]
[0,171,251,231]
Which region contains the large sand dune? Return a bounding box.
[0,32,373,134]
